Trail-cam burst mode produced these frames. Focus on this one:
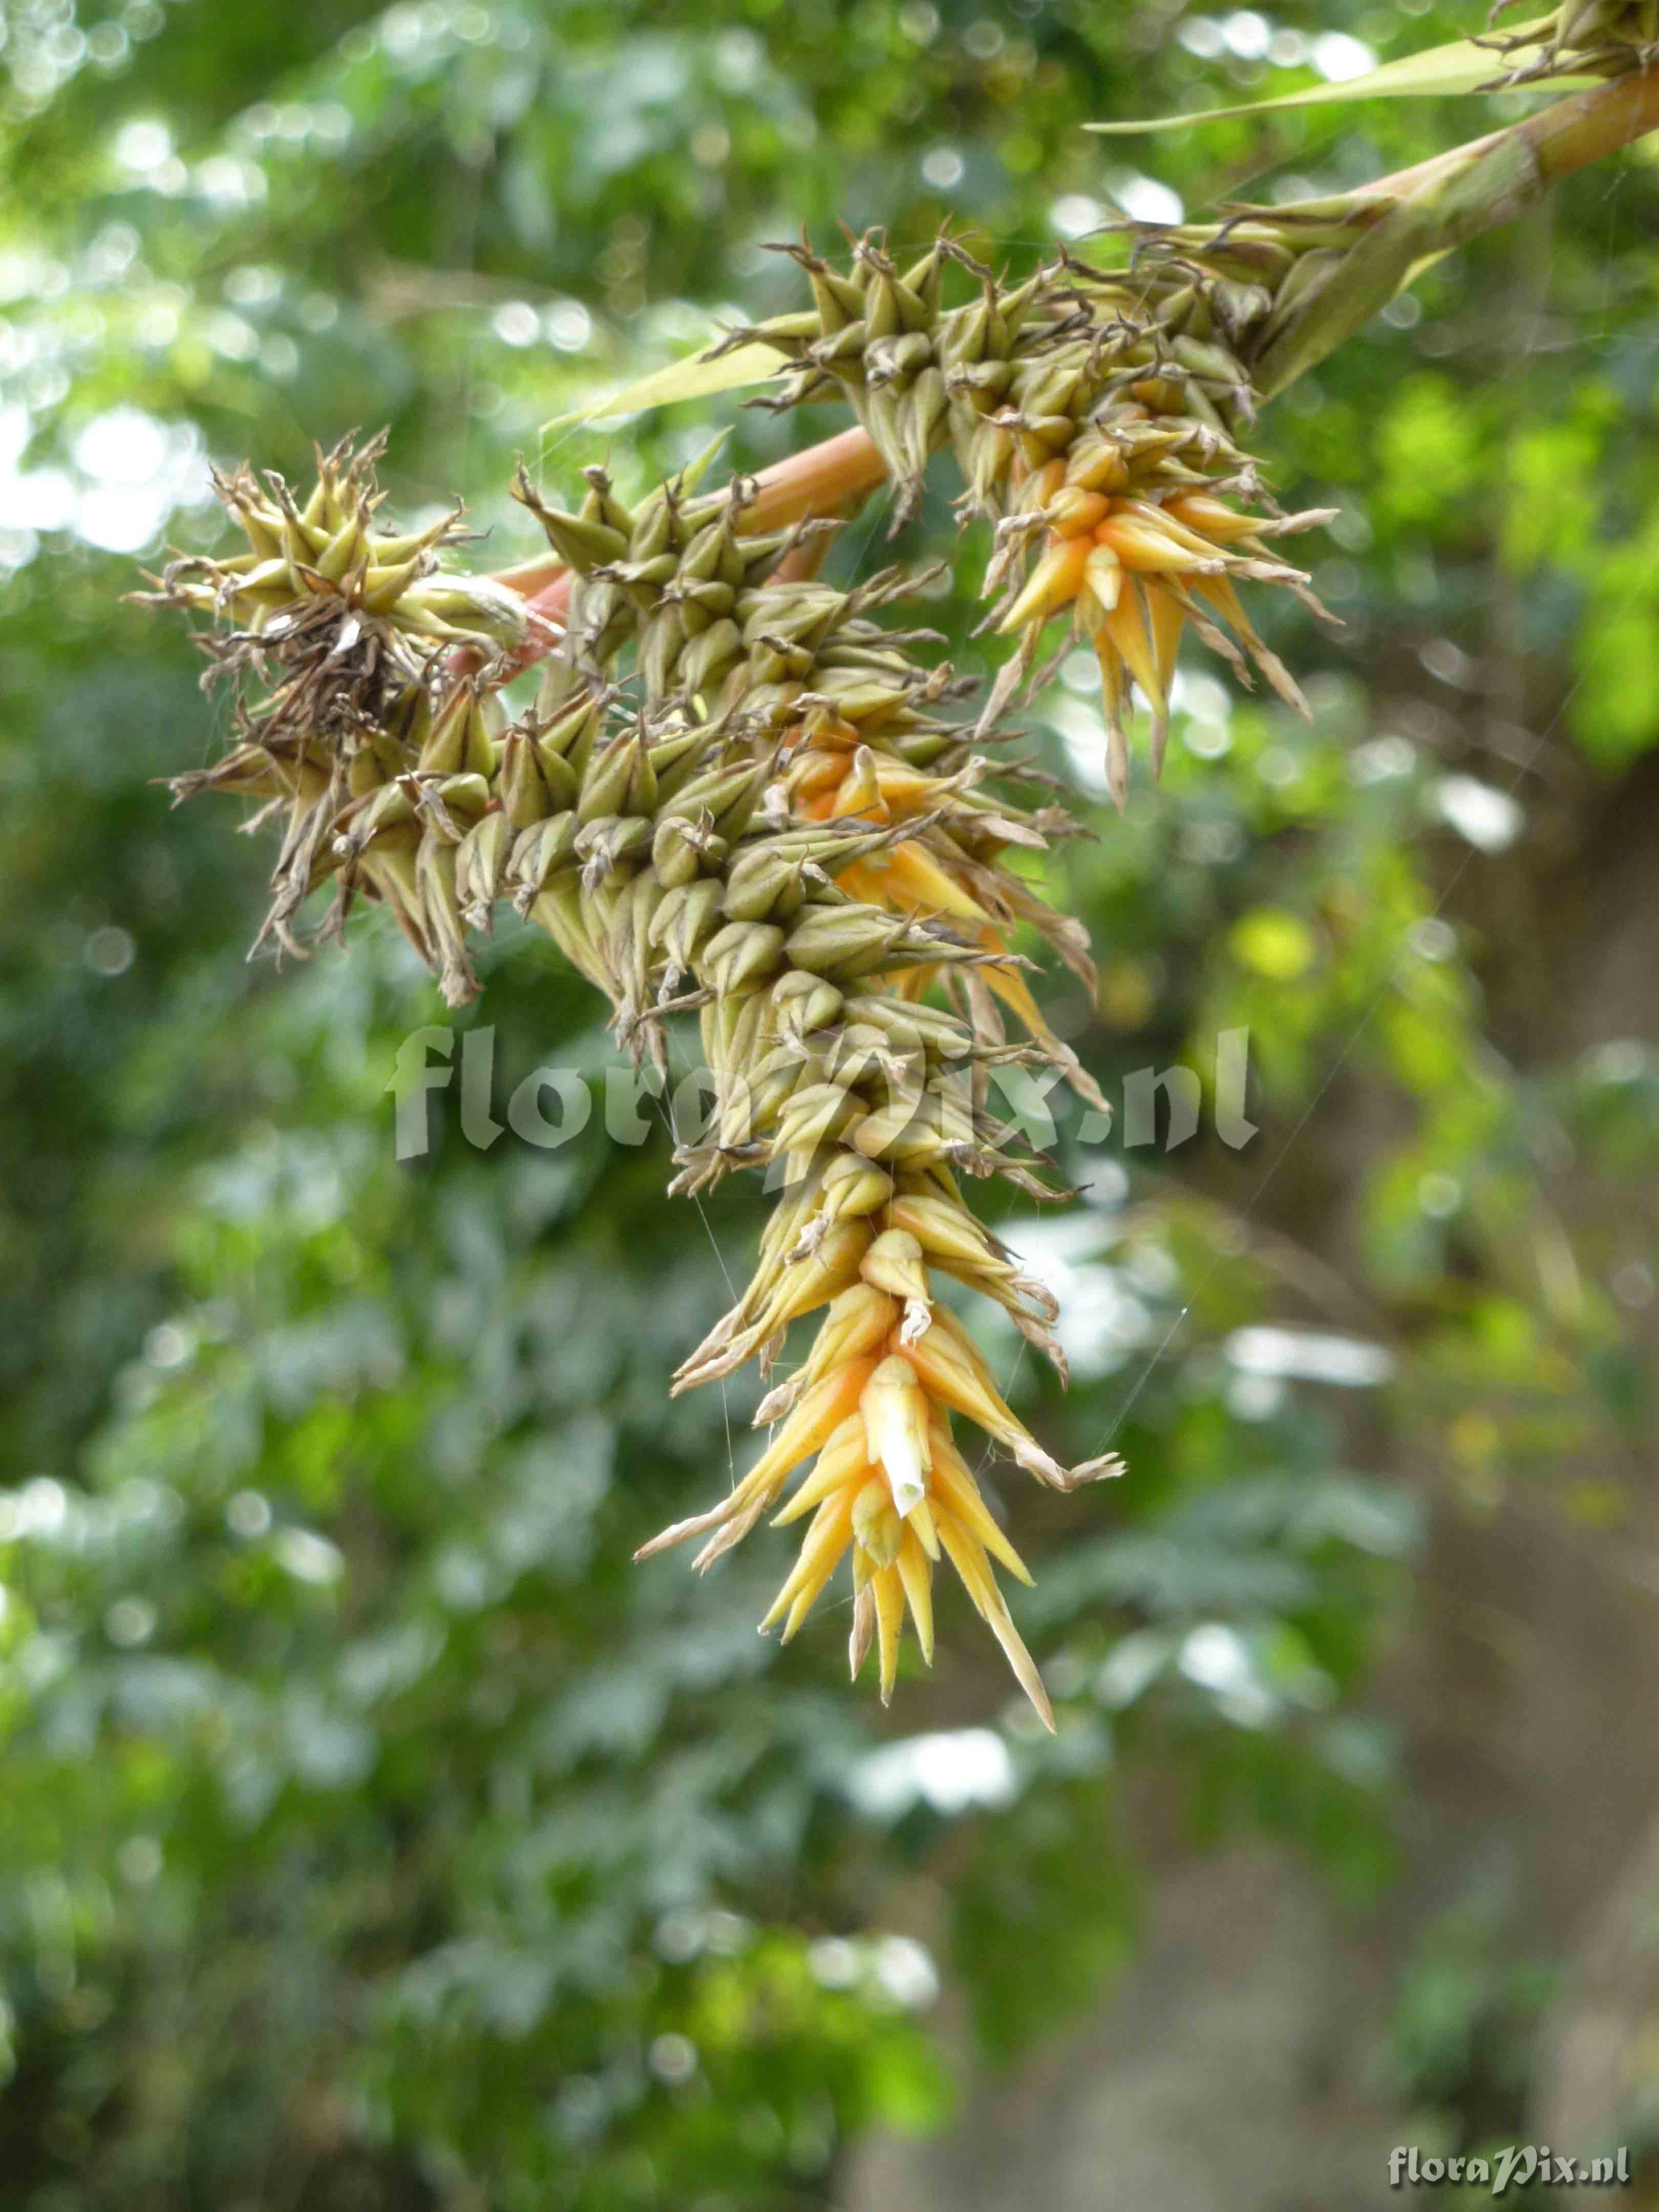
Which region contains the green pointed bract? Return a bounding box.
[719,228,1278,529]
[144,432,528,665]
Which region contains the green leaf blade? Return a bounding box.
[538,338,792,438]
[1086,25,1594,135]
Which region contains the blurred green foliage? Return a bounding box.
[1379,1883,1557,2147]
[2,0,1657,2204]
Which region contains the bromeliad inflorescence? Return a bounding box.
[138,233,1338,1724]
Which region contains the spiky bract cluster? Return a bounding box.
[138,434,534,983]
[736,231,1334,801]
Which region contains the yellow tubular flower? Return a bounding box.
[638,1168,1122,1727]
[988,416,1335,809]
[780,712,1111,1120]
